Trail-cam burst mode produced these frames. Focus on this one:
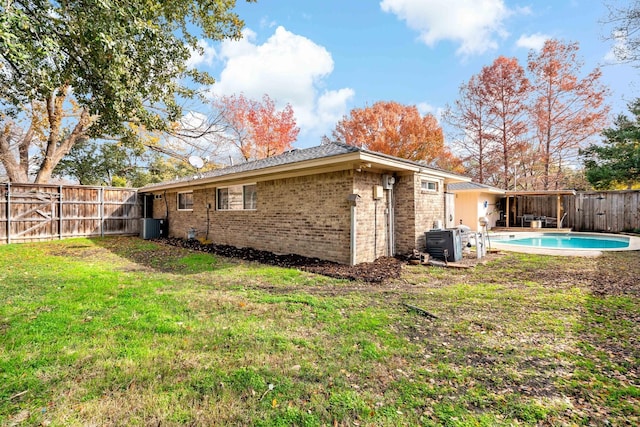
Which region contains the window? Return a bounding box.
[243,184,257,210]
[421,180,439,192]
[216,188,229,210]
[217,184,257,211]
[177,192,194,210]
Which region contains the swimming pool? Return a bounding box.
[490,232,640,255]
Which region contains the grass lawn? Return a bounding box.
[1,237,638,426]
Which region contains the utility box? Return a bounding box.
[140,219,164,239]
[382,174,395,189]
[140,219,161,239]
[373,185,384,200]
[425,229,462,262]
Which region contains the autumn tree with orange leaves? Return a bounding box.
[447,40,609,190]
[445,57,530,189]
[213,93,299,161]
[528,39,610,190]
[331,101,461,171]
[480,56,531,190]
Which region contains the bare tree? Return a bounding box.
[603,1,640,66]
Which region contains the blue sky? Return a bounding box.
[188,0,638,148]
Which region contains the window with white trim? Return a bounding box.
[421,180,439,192]
[177,191,194,210]
[217,184,257,211]
[216,187,229,210]
[243,184,257,210]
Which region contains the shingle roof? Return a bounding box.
[448,181,505,193]
[203,142,361,177]
[140,142,468,191]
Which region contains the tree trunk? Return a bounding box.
[0,125,29,182]
[35,107,91,184]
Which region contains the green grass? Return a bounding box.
[1,237,638,426]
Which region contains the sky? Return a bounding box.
[187,0,638,149]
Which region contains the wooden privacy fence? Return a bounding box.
[0,183,141,244]
[517,190,640,233]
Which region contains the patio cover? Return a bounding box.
[504,190,577,229]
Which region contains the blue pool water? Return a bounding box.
[493,233,629,250]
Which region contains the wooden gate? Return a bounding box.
[4,187,61,243]
[1,183,141,244]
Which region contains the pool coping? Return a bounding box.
[487,231,640,257]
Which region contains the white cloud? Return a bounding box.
[417,102,444,122]
[317,88,355,125]
[211,26,354,145]
[515,33,549,51]
[260,16,277,29]
[380,0,513,56]
[604,30,630,64]
[186,40,217,69]
[417,102,436,116]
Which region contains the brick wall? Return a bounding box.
[151,169,447,264]
[393,173,416,254]
[154,171,354,264]
[394,173,445,254]
[353,171,389,264]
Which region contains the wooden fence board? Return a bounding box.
[1,183,141,244]
[514,190,640,233]
[500,191,639,232]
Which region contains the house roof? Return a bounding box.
[140,142,470,192]
[447,181,505,194]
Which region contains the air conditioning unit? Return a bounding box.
[140,218,161,239]
[425,229,462,262]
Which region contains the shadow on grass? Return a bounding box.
[88,236,240,275]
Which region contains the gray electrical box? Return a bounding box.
[382,174,395,189]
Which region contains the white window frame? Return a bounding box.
[421,179,439,193]
[243,184,257,210]
[177,191,194,211]
[216,184,257,211]
[216,187,230,210]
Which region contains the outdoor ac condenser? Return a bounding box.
[425,229,463,262]
[140,218,162,239]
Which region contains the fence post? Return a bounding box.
[5,182,10,244]
[100,187,104,238]
[59,185,63,240]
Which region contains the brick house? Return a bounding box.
[139,143,469,265]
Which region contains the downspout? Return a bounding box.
[388,187,395,257]
[348,194,360,266]
[163,190,168,219]
[373,199,378,257]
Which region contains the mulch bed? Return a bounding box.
[157,237,405,283]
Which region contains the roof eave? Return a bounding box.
[505,190,577,196]
[140,150,471,192]
[454,189,505,195]
[140,151,365,192]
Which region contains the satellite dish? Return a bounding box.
[188,155,204,169]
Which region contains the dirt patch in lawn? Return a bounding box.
[158,237,406,283]
[155,237,507,283]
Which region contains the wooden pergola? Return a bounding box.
[504,190,577,230]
